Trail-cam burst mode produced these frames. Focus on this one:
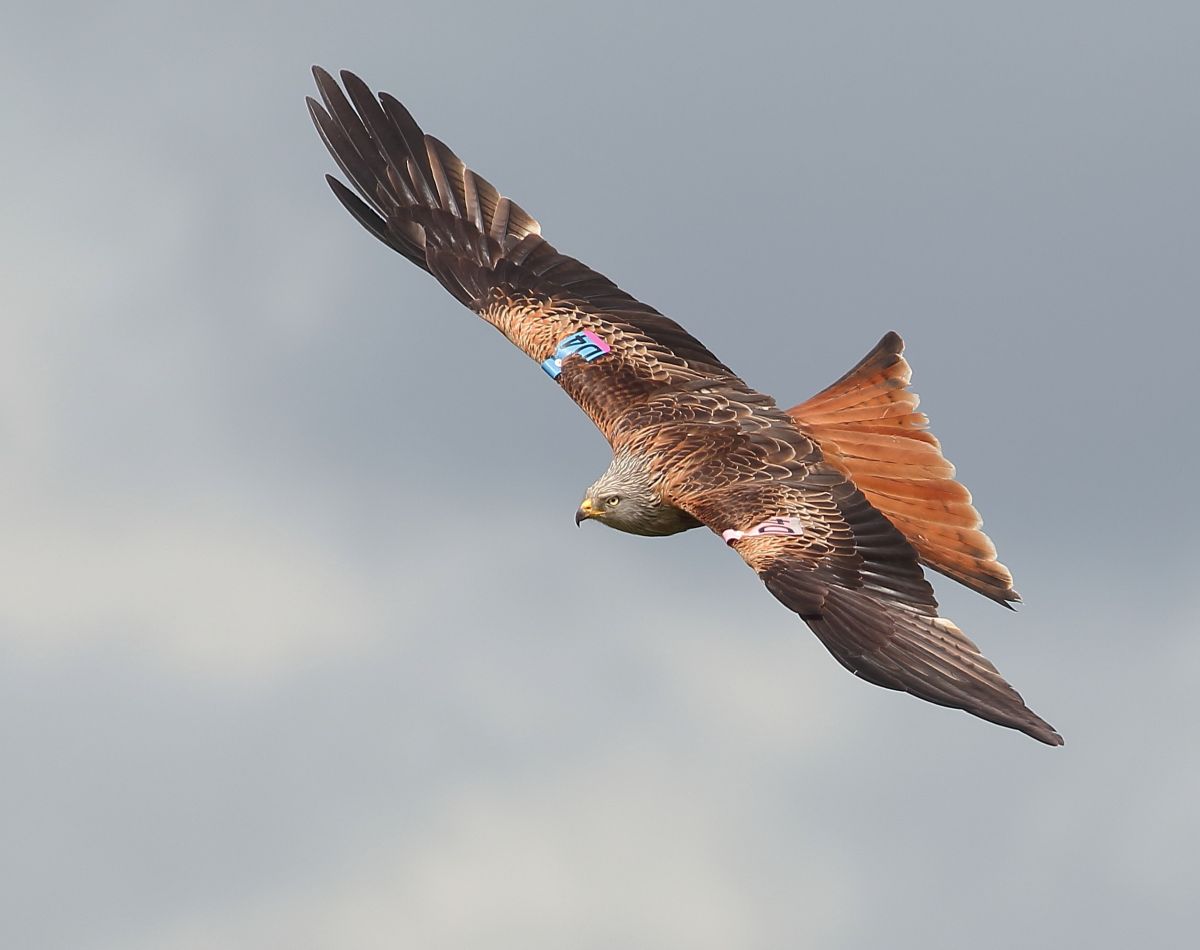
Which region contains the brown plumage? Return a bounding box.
[307,67,1062,746]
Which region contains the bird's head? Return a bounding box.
[576,481,659,534]
[575,455,665,536]
[575,453,703,537]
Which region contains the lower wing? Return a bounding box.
[688,468,1061,745]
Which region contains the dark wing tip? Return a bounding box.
[338,69,374,105]
[762,565,1061,746]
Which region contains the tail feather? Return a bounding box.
[788,332,1019,606]
[853,472,970,503]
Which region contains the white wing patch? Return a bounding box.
[723,517,808,545]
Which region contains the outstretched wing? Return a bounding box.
[648,407,1062,745]
[307,67,737,441]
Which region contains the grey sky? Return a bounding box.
[2,2,1197,948]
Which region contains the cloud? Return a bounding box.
[121,689,855,950]
[0,490,386,674]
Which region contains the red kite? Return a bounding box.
[308,68,1061,745]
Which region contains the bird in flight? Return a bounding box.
[307,67,1061,745]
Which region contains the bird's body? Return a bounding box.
[308,68,1062,745]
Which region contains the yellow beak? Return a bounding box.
[575,498,595,526]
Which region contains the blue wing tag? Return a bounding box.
[541,329,612,379]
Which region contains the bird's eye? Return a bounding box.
[605,495,621,508]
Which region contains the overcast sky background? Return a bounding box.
[3,2,1198,948]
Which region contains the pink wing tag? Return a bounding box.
[723,517,807,545]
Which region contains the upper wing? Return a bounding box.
[641,403,1062,745]
[307,67,737,440]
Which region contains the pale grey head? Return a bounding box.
[576,452,702,537]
